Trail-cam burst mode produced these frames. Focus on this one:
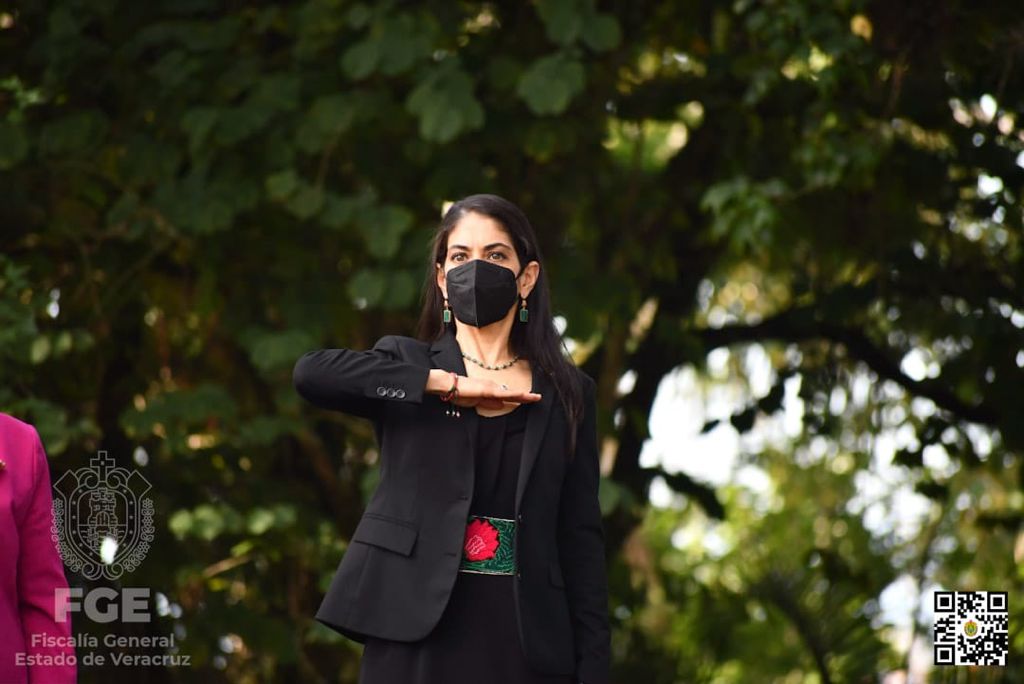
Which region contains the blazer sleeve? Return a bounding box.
[292,334,432,422]
[17,428,76,683]
[557,373,611,684]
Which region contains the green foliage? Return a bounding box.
[536,0,621,51]
[406,57,486,142]
[701,176,789,252]
[517,51,587,115]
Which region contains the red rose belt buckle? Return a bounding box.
[459,514,516,575]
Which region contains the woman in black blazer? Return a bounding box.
[293,194,610,684]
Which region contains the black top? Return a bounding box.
[358,404,575,683]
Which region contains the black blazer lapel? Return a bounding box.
[518,363,553,513]
[428,328,555,514]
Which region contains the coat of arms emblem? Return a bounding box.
[51,451,155,579]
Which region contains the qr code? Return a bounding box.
[933,591,1008,666]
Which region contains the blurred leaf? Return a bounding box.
[286,184,324,220]
[240,328,318,373]
[38,110,109,156]
[581,12,621,51]
[359,204,413,258]
[517,52,585,115]
[405,59,484,142]
[347,268,387,308]
[341,11,436,79]
[535,0,585,45]
[30,335,51,364]
[266,169,299,200]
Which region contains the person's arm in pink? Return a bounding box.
[17,427,76,683]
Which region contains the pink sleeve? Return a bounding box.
[17,429,76,684]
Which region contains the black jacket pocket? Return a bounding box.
[351,513,419,556]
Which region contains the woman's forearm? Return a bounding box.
[292,335,429,420]
[425,368,458,395]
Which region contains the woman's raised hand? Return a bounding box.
[451,375,542,410]
[427,369,541,410]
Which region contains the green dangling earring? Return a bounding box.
[518,295,528,323]
[443,297,452,324]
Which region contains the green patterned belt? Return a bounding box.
[459,514,516,575]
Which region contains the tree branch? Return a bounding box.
[691,308,999,426]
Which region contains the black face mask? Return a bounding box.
[445,259,523,328]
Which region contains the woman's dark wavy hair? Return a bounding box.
[415,193,585,460]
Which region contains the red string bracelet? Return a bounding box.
[440,371,460,416]
[440,371,458,400]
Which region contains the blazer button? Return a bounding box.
[396,388,406,399]
[376,386,387,396]
[516,570,522,580]
[386,388,397,398]
[516,513,522,524]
